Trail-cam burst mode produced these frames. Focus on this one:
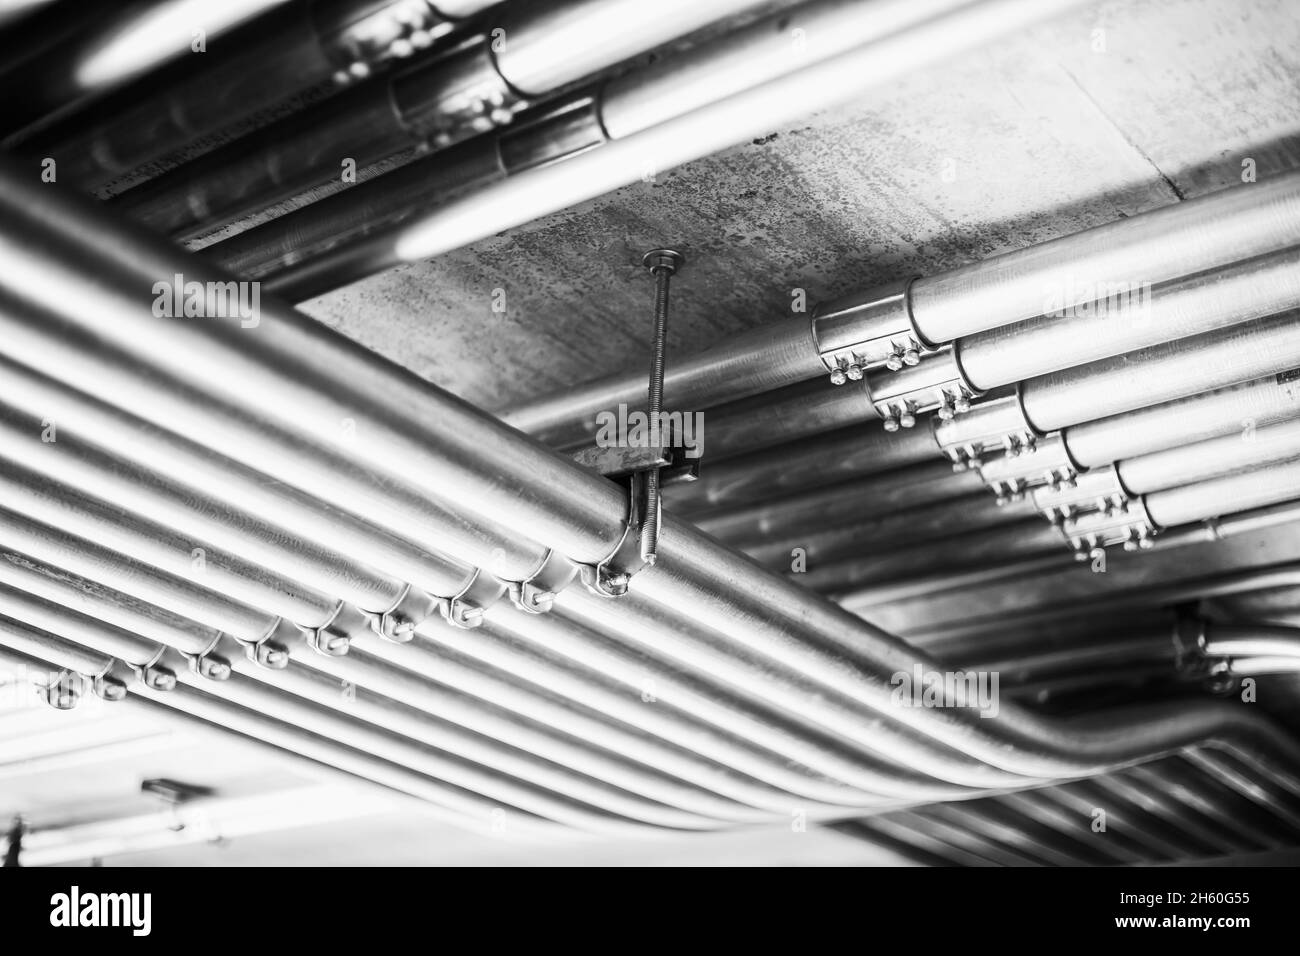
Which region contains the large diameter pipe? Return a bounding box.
[1118,417,1300,495]
[958,247,1300,392]
[910,170,1300,344]
[1065,373,1300,469]
[1021,312,1300,434]
[263,0,1092,301]
[1144,458,1300,530]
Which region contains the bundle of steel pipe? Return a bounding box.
[11,0,501,191]
[504,171,1300,449]
[8,157,1300,812]
[242,0,1095,302]
[205,0,978,277]
[105,0,772,241]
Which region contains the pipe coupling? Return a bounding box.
[933,392,1040,471]
[1032,465,1132,524]
[312,0,456,85]
[1061,498,1156,560]
[865,345,981,431]
[811,278,925,384]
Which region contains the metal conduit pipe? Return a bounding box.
[259,0,1092,302]
[110,0,771,240]
[665,424,938,516]
[0,374,927,811]
[1021,312,1300,434]
[503,173,1300,449]
[480,607,953,806]
[207,0,980,277]
[9,164,1300,793]
[811,520,1065,596]
[0,356,476,600]
[0,460,350,626]
[693,461,981,545]
[0,628,498,837]
[957,247,1300,392]
[0,543,831,822]
[0,308,552,586]
[14,0,497,189]
[1117,417,1300,495]
[1064,372,1300,469]
[0,509,292,645]
[1145,458,1300,530]
[0,560,791,827]
[683,377,880,462]
[0,620,563,838]
[0,589,723,832]
[741,492,1035,570]
[0,0,293,139]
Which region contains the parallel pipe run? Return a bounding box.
[503,172,1300,451]
[17,0,497,190]
[257,0,1093,302]
[207,0,980,288]
[956,247,1300,392]
[1021,312,1300,435]
[109,0,771,241]
[1117,417,1300,495]
[7,158,1300,808]
[1064,372,1300,470]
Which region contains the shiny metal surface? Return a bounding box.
[1145,458,1300,529]
[1118,416,1300,494]
[911,170,1300,343]
[959,246,1300,391]
[1021,312,1300,433]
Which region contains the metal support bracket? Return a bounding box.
[1061,498,1157,560]
[244,618,301,670]
[132,646,187,692]
[304,602,371,657]
[370,584,441,643]
[183,632,240,682]
[812,278,926,383]
[441,568,507,629]
[580,470,652,598]
[508,549,578,615]
[92,658,136,702]
[866,346,981,431]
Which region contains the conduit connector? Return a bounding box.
[934,391,1040,471]
[811,278,926,384]
[1061,498,1156,561]
[1032,465,1131,524]
[92,660,135,702]
[184,634,239,682]
[440,568,507,629]
[370,584,441,643]
[866,346,980,432]
[507,549,578,615]
[976,433,1080,506]
[311,0,458,86]
[41,670,84,710]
